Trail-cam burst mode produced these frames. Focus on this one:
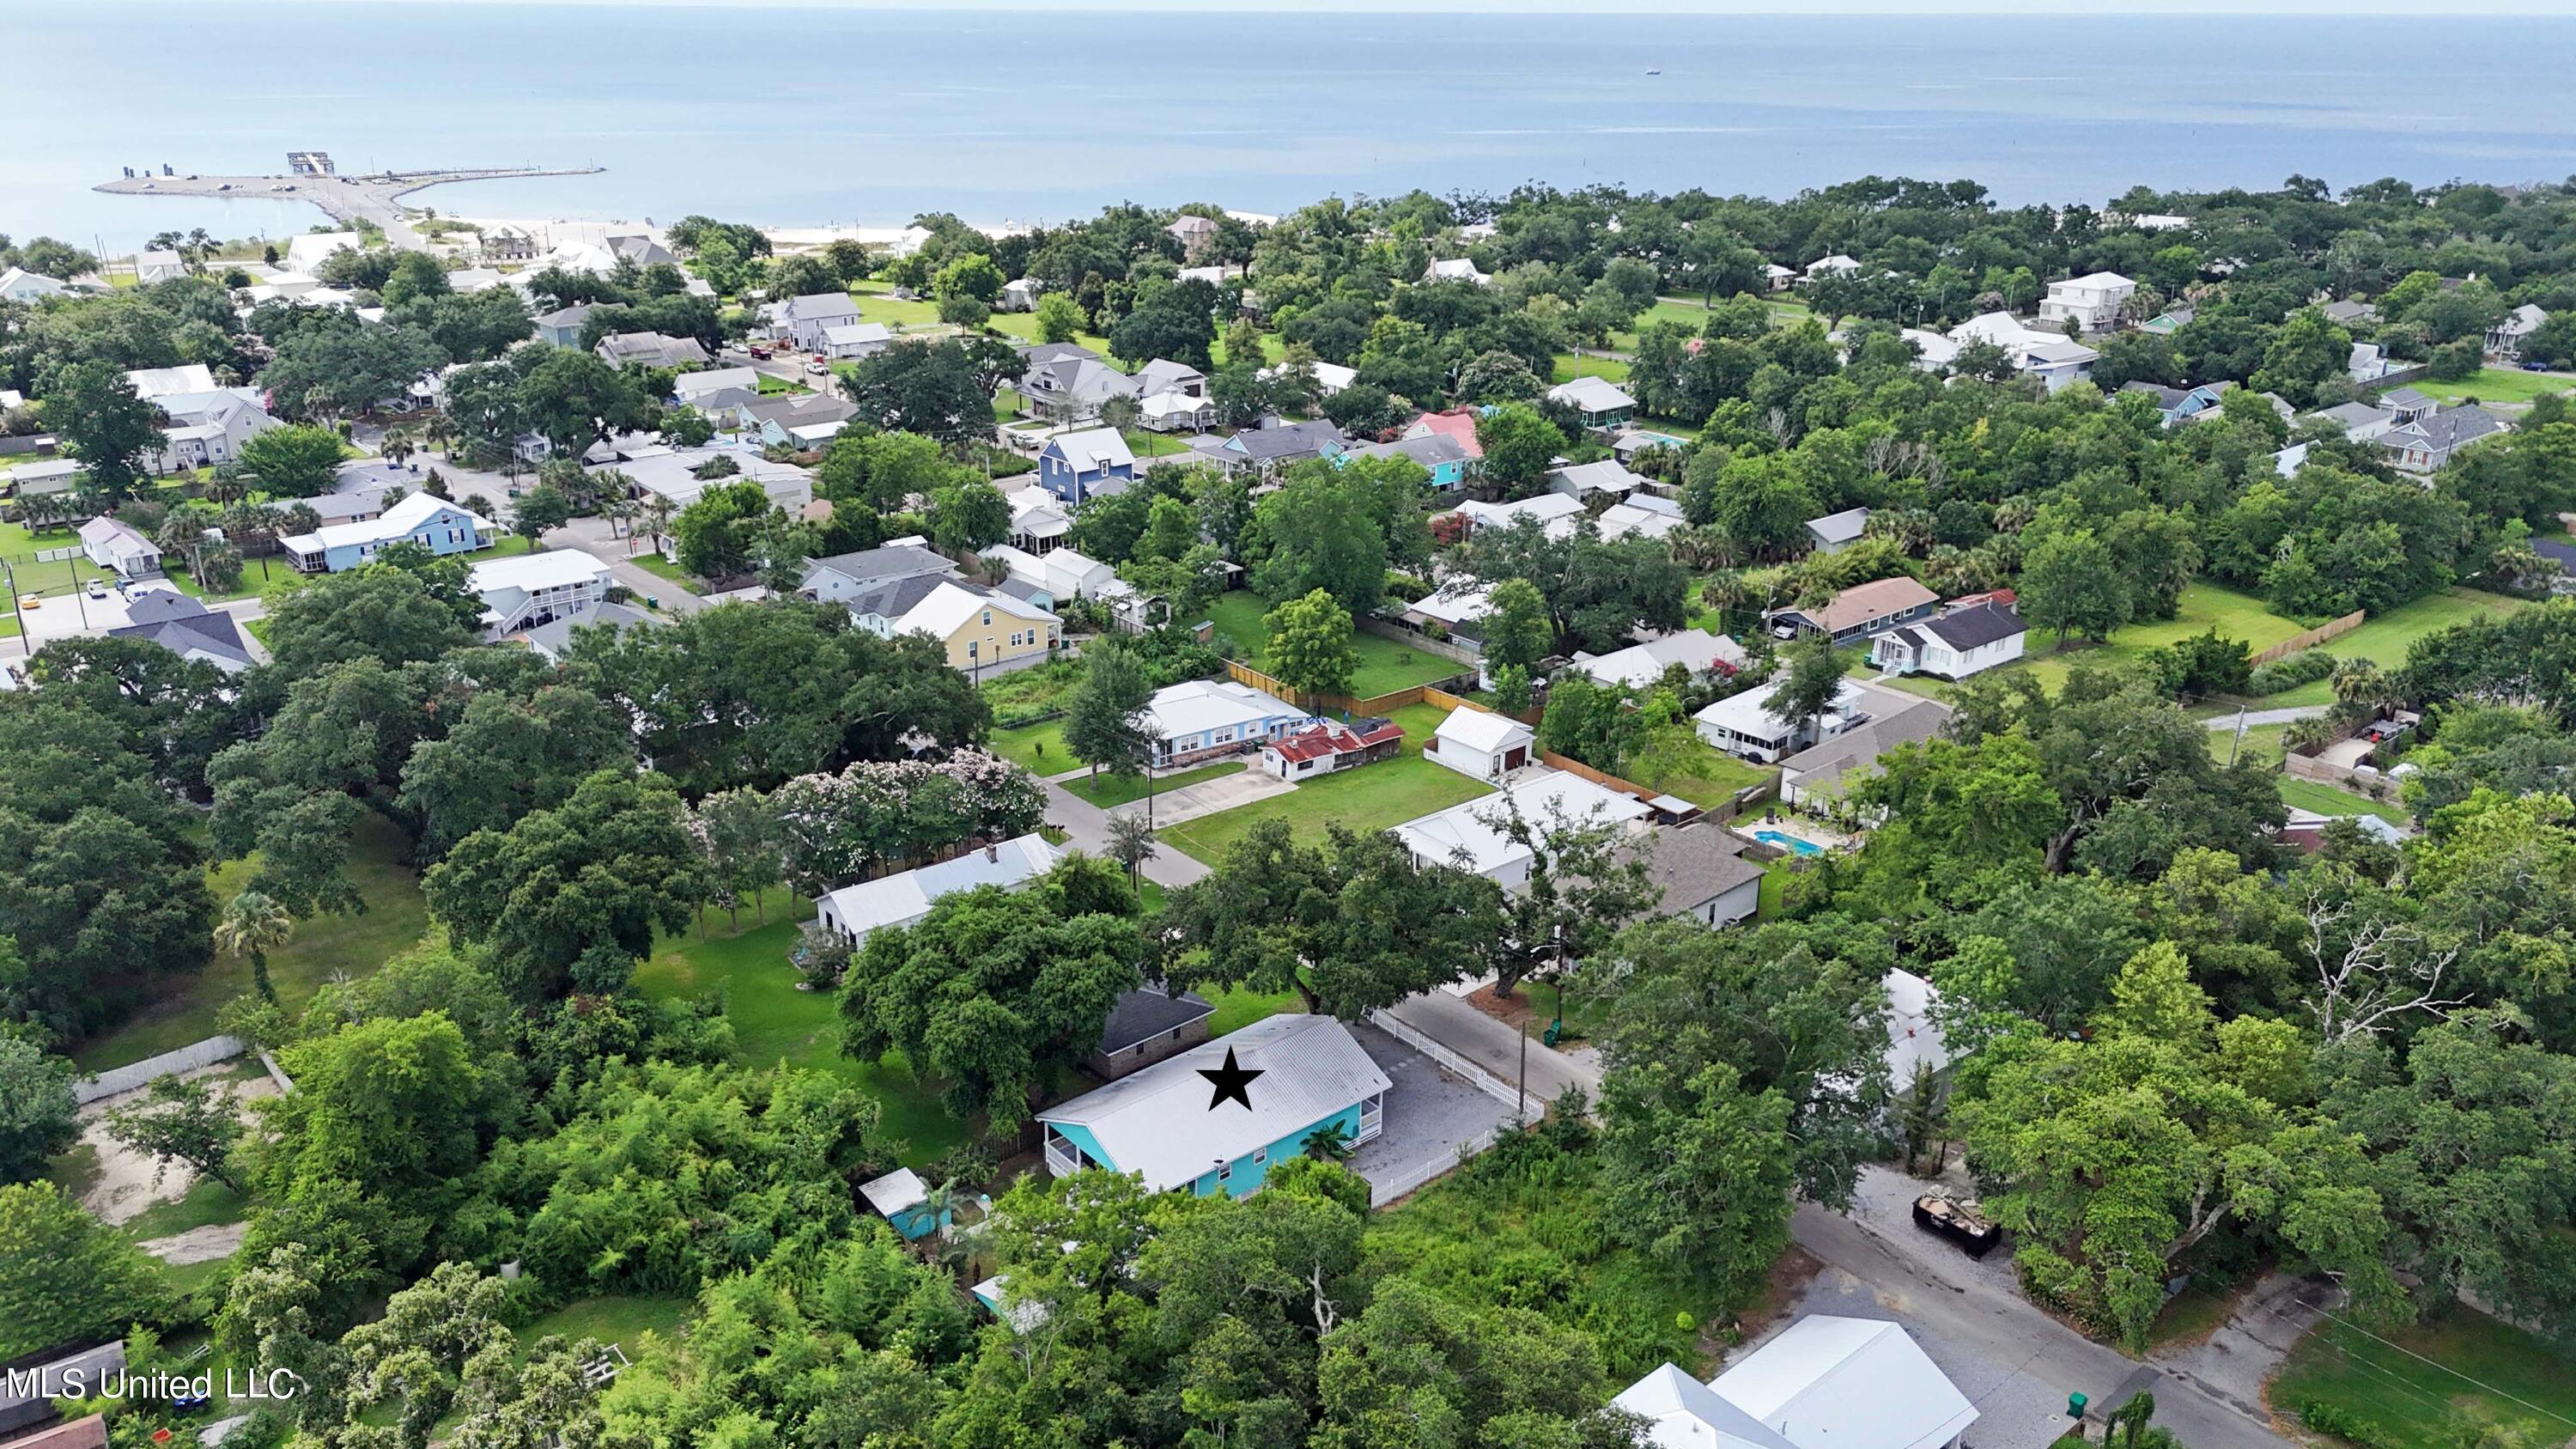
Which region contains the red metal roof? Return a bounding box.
[1408,410,1484,458]
[1267,720,1403,764]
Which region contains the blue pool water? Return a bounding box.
[1754,829,1824,857]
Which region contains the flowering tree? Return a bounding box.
[769,749,1045,892]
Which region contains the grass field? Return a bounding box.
[1624,733,1775,810]
[1550,352,1634,385]
[72,813,434,1071]
[1205,591,1467,698]
[1919,583,2310,701]
[2403,368,2575,406]
[1062,759,1245,808]
[517,1294,695,1355]
[634,904,969,1165]
[2268,1303,2576,1449]
[1158,750,1492,864]
[988,718,1070,773]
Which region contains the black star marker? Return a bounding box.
[1198,1047,1263,1111]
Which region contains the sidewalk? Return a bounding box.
[1380,989,1601,1115]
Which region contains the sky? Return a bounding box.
[340,0,2576,10]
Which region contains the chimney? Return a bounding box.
[986,842,999,862]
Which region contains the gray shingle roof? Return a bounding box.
[1918,600,2025,651]
[1098,986,1216,1056]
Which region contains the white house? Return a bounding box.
[471,550,613,637]
[1424,258,1491,286]
[1451,492,1585,538]
[1393,769,1652,890]
[1544,460,1647,502]
[1422,704,1534,782]
[2488,303,2549,360]
[1804,506,1870,554]
[1596,497,1686,543]
[133,250,187,284]
[814,834,1062,947]
[674,367,762,407]
[1546,375,1636,430]
[1803,254,1862,281]
[1006,490,1072,554]
[1945,313,2099,391]
[78,517,161,580]
[2037,271,2136,333]
[284,231,361,277]
[144,387,277,473]
[1565,629,1747,691]
[1633,823,1765,928]
[1694,678,1868,764]
[1612,1316,1976,1449]
[820,322,894,361]
[0,267,69,302]
[1260,358,1358,398]
[123,364,217,399]
[1883,968,1953,1091]
[1868,597,2026,679]
[769,292,866,353]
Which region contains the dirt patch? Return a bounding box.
[1464,983,1541,1030]
[139,1221,250,1265]
[76,1067,277,1227]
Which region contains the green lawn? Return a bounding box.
[988,718,1071,774]
[1623,734,1774,810]
[1206,983,1302,1034]
[2280,776,2409,825]
[1550,352,1634,385]
[517,1294,695,1355]
[119,1178,251,1244]
[1206,591,1467,699]
[993,387,1024,423]
[621,550,700,589]
[1157,752,1492,865]
[633,905,969,1166]
[2234,588,2530,705]
[72,813,434,1071]
[1062,759,1245,808]
[2403,368,2575,405]
[1940,583,2309,701]
[2269,1303,2576,1449]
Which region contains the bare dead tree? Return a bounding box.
[2301,883,2469,1043]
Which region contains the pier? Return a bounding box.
[93,163,605,249]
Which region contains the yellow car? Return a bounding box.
[16,594,39,610]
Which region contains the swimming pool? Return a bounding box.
[1754,828,1825,856]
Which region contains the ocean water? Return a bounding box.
[9,3,2576,255]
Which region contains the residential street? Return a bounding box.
[1037,770,1211,891]
[552,517,710,615]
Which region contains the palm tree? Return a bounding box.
[215,891,294,1004]
[636,493,677,557]
[916,1178,968,1250]
[381,427,417,467]
[204,464,250,507]
[155,510,210,581]
[422,414,455,458]
[1105,813,1158,889]
[1097,394,1145,454]
[600,495,638,541]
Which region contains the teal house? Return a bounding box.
[1342,432,1475,491]
[1037,1014,1391,1198]
[859,1167,950,1241]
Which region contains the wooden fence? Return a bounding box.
[2251,611,2366,667]
[1221,662,1494,721]
[1419,685,1541,725]
[1358,615,1483,667]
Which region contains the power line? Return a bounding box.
[2239,1291,2576,1431]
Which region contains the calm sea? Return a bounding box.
[9,3,2576,254]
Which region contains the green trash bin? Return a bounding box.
[2068,1391,2089,1420]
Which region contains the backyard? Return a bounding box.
[2403,367,2574,406]
[1156,700,1492,864]
[2267,1303,2576,1449]
[1881,582,2310,702]
[1205,591,1467,698]
[1622,730,1775,811]
[2240,588,2531,706]
[987,718,1069,773]
[72,813,434,1071]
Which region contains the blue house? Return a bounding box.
[281,491,494,573]
[1344,432,1473,490]
[1139,678,1312,766]
[1037,1014,1391,1199]
[1036,426,1137,506]
[2116,381,2231,428]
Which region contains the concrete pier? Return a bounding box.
[94,164,605,248]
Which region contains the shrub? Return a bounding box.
[2299,1398,2388,1447]
[2247,648,2339,696]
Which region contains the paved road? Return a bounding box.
[553,518,710,616]
[1380,989,1600,1117]
[93,166,601,250]
[2205,705,2331,729]
[1040,771,1211,891]
[1790,1172,2295,1449]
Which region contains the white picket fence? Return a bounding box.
[1362,1009,1539,1208]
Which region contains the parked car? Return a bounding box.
[1912,1192,2002,1257]
[86,579,108,600]
[748,344,773,360]
[805,361,828,376]
[16,594,39,610]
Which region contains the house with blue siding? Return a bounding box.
[1138,677,1310,765]
[1344,432,1474,490]
[280,491,494,573]
[1037,1014,1390,1198]
[1036,427,1137,506]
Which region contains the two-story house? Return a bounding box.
[2037,271,2136,332]
[282,491,494,573]
[145,387,279,474]
[768,292,866,354]
[471,550,613,638]
[1018,343,1142,424]
[1345,432,1474,490]
[1036,427,1137,506]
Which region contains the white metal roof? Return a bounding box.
[1882,968,1952,1085]
[1708,1316,1977,1449]
[675,367,760,399]
[1139,678,1303,742]
[1455,493,1583,532]
[1431,704,1530,754]
[1571,630,1747,690]
[859,1166,927,1217]
[470,550,610,594]
[817,833,1061,940]
[1694,679,1866,746]
[897,579,1054,636]
[1613,1363,1801,1449]
[124,363,216,399]
[1037,1014,1391,1192]
[284,491,492,554]
[1049,426,1134,474]
[1394,769,1649,879]
[1547,375,1636,412]
[1406,580,1498,627]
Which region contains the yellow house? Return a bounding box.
[853,575,1060,675]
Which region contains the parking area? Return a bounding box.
[1346,1020,1519,1205]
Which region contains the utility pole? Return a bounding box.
[1516,1020,1529,1122]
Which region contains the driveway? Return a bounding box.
[1345,1020,1517,1205]
[554,517,710,616]
[1041,774,1212,892]
[1379,989,1600,1117]
[1103,764,1295,829]
[1788,1166,2294,1449]
[2205,705,2330,730]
